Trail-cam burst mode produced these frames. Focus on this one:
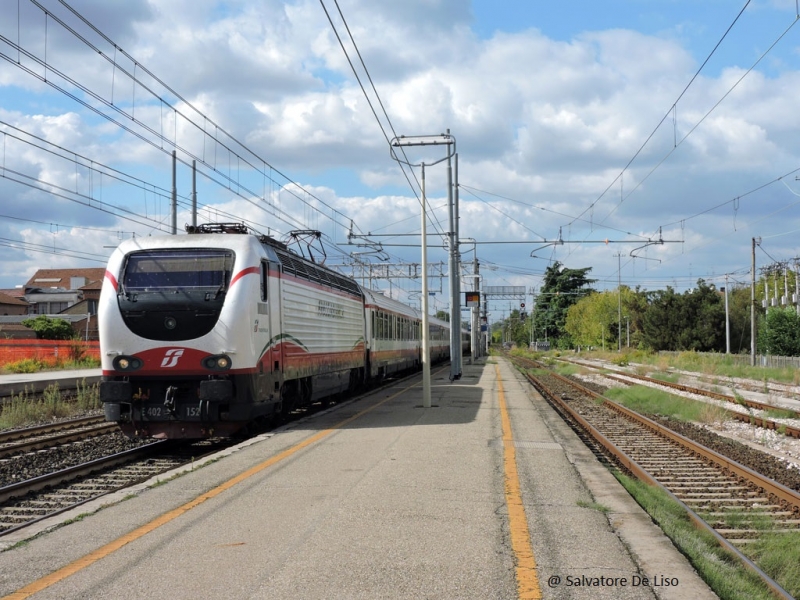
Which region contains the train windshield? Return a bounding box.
[122,249,235,292]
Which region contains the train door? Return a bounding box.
[265,261,283,401]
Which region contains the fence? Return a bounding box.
[0,339,100,365]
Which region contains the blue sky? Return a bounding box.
[2,0,800,321]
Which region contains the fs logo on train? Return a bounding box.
[160,349,185,368]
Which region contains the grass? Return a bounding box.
[603,385,729,424]
[0,356,100,374]
[764,407,797,420]
[615,473,781,600]
[0,379,101,430]
[576,499,610,513]
[746,531,800,596]
[561,348,800,386]
[553,362,581,377]
[649,371,680,384]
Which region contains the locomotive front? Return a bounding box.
[99,232,266,438]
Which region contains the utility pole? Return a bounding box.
[795,259,800,317]
[724,274,730,354]
[751,237,759,366]
[615,252,622,352]
[191,160,197,228]
[446,132,461,381]
[171,150,177,235]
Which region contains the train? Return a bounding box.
[98,223,468,438]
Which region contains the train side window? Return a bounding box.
[260,261,268,301]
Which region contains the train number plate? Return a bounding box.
[185,406,202,418]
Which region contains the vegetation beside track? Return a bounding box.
[0,355,100,374]
[575,348,800,386]
[603,385,730,425]
[616,473,785,600]
[0,380,100,430]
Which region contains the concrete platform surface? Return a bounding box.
[0,368,100,397]
[0,357,717,599]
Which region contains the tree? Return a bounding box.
[640,280,725,352]
[22,315,75,340]
[760,307,800,356]
[677,281,725,351]
[565,286,639,349]
[533,262,595,348]
[726,285,752,354]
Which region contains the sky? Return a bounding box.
[2,0,800,322]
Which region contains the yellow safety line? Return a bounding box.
[496,363,542,599]
[1,380,419,600]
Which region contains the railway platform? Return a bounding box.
[0,357,717,599]
[0,368,100,398]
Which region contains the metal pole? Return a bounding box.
[171,150,177,234]
[191,160,197,228]
[724,274,731,354]
[795,260,799,317]
[617,252,622,352]
[751,237,757,366]
[454,152,462,374]
[472,253,479,361]
[421,164,431,408]
[447,141,460,380]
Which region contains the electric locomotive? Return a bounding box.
[99,223,455,439]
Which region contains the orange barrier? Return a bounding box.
[0,339,100,365]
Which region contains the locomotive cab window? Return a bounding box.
[117,249,235,342]
[122,249,234,292]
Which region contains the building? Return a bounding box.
[0,268,106,340]
[23,268,105,316]
[0,291,28,316]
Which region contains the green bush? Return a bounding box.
[21,315,75,340]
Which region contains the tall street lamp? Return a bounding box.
[390,134,455,408]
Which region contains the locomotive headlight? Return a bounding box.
[113,355,143,371]
[164,316,177,330]
[202,354,232,371]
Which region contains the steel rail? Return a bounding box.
[0,422,119,459]
[0,415,106,444]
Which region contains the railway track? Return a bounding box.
[560,357,800,438]
[0,439,228,537]
[509,355,800,599]
[0,415,115,459]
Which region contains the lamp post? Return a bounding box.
[390,134,456,408]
